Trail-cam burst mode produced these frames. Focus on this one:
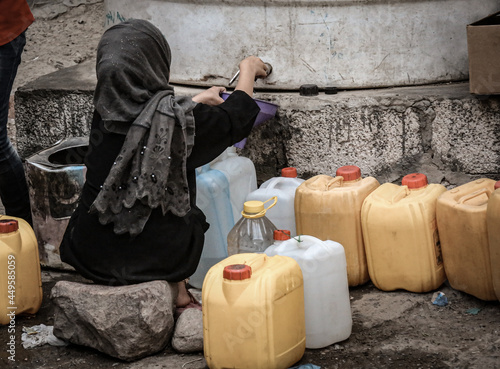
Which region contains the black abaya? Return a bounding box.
[60,91,259,285]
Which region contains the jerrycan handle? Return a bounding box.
[264,177,283,190]
[391,186,410,203]
[326,176,343,190]
[458,188,491,204]
[243,196,278,218]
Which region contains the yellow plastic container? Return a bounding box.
[437,178,497,301]
[295,166,380,286]
[361,173,447,292]
[0,215,43,325]
[202,253,305,369]
[487,181,500,301]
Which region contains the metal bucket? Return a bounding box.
[26,137,88,270]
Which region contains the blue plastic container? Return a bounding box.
[190,164,234,288]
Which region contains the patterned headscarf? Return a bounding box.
[90,19,197,236]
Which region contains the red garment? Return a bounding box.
[0,0,34,46]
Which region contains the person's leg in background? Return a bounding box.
[0,31,32,225]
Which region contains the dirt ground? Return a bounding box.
[2,1,500,368]
[1,270,499,369]
[13,0,104,93]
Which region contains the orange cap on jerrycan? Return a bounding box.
[295,166,379,287]
[203,253,306,369]
[437,178,498,301]
[402,173,428,189]
[0,216,43,325]
[0,219,19,233]
[336,165,361,181]
[281,167,298,178]
[361,173,447,293]
[274,229,291,240]
[223,264,252,280]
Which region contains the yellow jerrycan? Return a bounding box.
[437,178,497,301]
[294,166,379,286]
[361,173,446,292]
[202,253,306,369]
[487,181,500,301]
[0,216,43,325]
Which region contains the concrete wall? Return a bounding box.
[103,0,500,90]
[15,62,500,187]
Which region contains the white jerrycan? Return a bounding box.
[265,235,352,348]
[246,167,304,236]
[210,146,257,222]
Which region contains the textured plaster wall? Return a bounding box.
[15,62,95,159]
[241,85,500,186]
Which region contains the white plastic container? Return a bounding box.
[265,235,352,349]
[190,164,234,288]
[210,146,257,222]
[227,198,278,256]
[246,167,304,236]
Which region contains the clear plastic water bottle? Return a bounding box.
[227,197,278,256]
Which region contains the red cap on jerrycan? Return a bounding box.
[0,219,19,233]
[274,230,291,241]
[336,165,361,181]
[223,264,252,280]
[402,173,428,189]
[281,167,297,178]
[495,181,500,190]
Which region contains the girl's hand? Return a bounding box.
[235,56,268,97]
[192,86,226,105]
[239,56,268,80]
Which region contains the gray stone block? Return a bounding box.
[51,280,176,361]
[15,60,96,159]
[171,308,203,354]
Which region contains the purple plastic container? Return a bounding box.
[221,92,278,148]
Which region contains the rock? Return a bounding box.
[31,3,68,20]
[51,280,176,361]
[171,308,204,353]
[63,0,87,7]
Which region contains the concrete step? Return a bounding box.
[14,61,500,187]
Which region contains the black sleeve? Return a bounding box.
[187,90,260,170]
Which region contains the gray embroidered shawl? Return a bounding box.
[89,19,196,236]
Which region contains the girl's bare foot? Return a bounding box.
[175,280,192,307]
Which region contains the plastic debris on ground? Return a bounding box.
[431,291,448,307]
[466,308,482,315]
[21,324,68,349]
[289,365,321,369]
